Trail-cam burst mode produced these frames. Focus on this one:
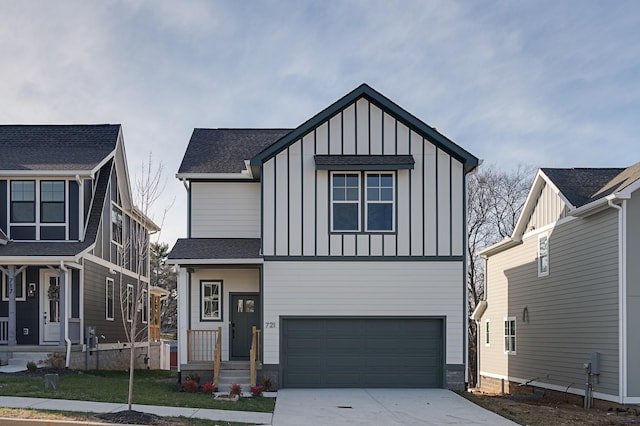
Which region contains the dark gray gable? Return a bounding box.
[0,124,120,171]
[249,83,479,175]
[168,238,261,260]
[542,167,624,208]
[178,129,293,175]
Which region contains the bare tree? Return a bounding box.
[117,155,167,410]
[467,164,534,387]
[150,241,177,337]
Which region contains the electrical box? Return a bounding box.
[591,352,601,375]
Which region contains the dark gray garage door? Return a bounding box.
[281,317,443,388]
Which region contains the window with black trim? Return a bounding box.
[106,278,114,320]
[40,181,65,223]
[141,289,148,324]
[1,272,26,302]
[126,284,134,322]
[201,281,221,321]
[11,180,35,223]
[331,172,395,232]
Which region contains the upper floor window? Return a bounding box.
[126,283,134,322]
[112,204,123,245]
[40,181,65,223]
[331,172,395,233]
[538,233,549,277]
[11,181,35,223]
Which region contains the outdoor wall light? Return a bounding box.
[28,283,36,298]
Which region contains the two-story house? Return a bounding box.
[474,163,640,404]
[0,125,162,370]
[168,84,479,389]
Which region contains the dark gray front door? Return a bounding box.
[230,293,260,360]
[282,317,444,388]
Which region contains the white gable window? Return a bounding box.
[331,173,360,231]
[10,180,36,223]
[365,173,394,232]
[201,280,222,321]
[504,317,516,354]
[538,233,549,277]
[40,181,65,223]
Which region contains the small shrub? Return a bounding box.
[182,379,199,393]
[45,353,66,369]
[201,381,217,394]
[185,373,200,383]
[26,361,37,372]
[229,383,242,397]
[250,385,264,397]
[261,377,273,391]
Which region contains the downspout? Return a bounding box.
[60,261,72,368]
[608,199,626,403]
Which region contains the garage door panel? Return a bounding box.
[282,318,443,388]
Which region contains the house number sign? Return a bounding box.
[265,322,276,328]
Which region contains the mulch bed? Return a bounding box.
[96,410,163,425]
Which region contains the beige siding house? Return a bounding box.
[168,84,479,390]
[475,164,640,404]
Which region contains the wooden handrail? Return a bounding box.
[213,326,222,387]
[187,329,221,362]
[249,326,262,387]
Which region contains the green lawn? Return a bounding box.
[0,370,275,413]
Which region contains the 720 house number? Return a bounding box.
[265,322,276,328]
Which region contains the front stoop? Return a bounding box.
[0,352,51,373]
[217,361,251,392]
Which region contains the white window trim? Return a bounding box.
[141,289,148,324]
[1,272,27,302]
[485,319,490,347]
[538,233,549,277]
[8,178,69,240]
[126,283,134,323]
[111,202,124,246]
[330,172,361,232]
[364,171,395,232]
[200,280,222,321]
[504,317,516,354]
[105,278,114,321]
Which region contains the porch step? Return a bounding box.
[217,363,250,391]
[220,361,250,370]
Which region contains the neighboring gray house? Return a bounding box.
[168,84,479,389]
[475,163,640,404]
[0,125,160,369]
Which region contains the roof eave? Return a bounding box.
[175,172,255,181]
[0,170,95,177]
[166,258,264,265]
[569,195,616,218]
[477,237,521,257]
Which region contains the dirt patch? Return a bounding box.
[96,410,163,425]
[465,390,640,425]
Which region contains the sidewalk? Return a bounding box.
[0,396,273,425]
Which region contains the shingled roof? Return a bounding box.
[168,238,262,262]
[542,167,625,208]
[177,129,292,175]
[0,124,120,171]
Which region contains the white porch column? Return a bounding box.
[177,266,189,371]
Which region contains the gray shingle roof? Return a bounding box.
[0,124,119,171]
[178,129,292,174]
[542,167,625,207]
[168,238,261,260]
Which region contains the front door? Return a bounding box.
[230,293,260,360]
[41,270,60,343]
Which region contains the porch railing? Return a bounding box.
[249,326,262,387]
[0,317,7,344]
[186,328,222,363]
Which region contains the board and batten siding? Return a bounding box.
[262,261,464,366]
[261,98,465,258]
[626,190,640,398]
[190,182,260,238]
[523,181,569,233]
[187,268,259,361]
[482,209,620,399]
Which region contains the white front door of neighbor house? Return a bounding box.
[41,270,60,343]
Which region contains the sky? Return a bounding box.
[1,0,639,247]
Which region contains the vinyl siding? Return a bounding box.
[524,182,569,232]
[187,268,260,361]
[262,261,464,366]
[261,97,466,258]
[190,182,260,238]
[481,209,620,398]
[626,190,640,397]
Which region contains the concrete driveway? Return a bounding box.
[272,389,517,425]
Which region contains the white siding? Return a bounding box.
[437,149,451,255]
[524,182,569,232]
[263,261,464,365]
[190,182,260,238]
[275,150,289,256]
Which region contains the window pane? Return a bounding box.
[42,202,65,222]
[367,203,393,231]
[380,174,393,187]
[246,299,255,313]
[237,299,244,313]
[11,181,35,201]
[380,188,393,201]
[346,174,359,187]
[346,188,359,201]
[41,181,64,202]
[333,174,345,187]
[367,174,379,187]
[12,202,35,222]
[333,203,359,231]
[333,188,345,201]
[367,187,379,201]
